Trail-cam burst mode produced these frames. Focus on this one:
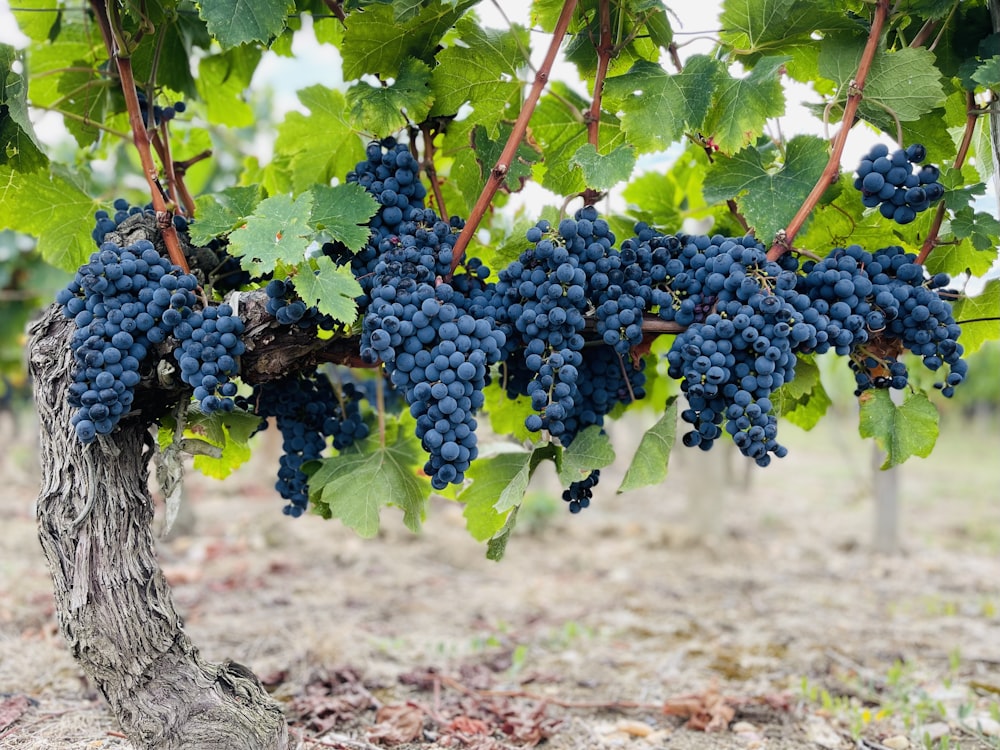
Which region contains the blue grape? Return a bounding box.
[241,370,370,516]
[58,238,244,440]
[853,143,943,225]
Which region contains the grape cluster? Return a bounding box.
[495,208,614,445]
[854,143,944,225]
[171,302,245,413]
[340,138,429,297]
[264,278,334,329]
[798,244,966,396]
[135,89,187,128]
[56,238,220,441]
[91,198,189,246]
[244,370,370,516]
[563,470,600,513]
[660,235,803,466]
[360,214,505,491]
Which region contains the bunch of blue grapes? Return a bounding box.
[135,89,187,128]
[563,470,600,514]
[171,301,245,413]
[798,244,966,396]
[91,198,189,245]
[339,138,429,297]
[56,237,231,441]
[493,209,611,444]
[360,214,506,491]
[264,278,335,330]
[854,143,944,225]
[243,371,370,516]
[663,237,805,465]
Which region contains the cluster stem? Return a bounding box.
[916,90,978,264]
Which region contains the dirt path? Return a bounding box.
[2,413,999,749]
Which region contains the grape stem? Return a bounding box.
[320,0,347,25]
[419,123,449,220]
[448,0,580,275]
[580,0,613,207]
[767,0,891,262]
[88,0,190,273]
[726,199,751,233]
[916,90,978,265]
[172,150,213,218]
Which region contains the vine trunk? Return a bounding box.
[27,306,289,750]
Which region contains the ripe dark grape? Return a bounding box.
[336,137,430,304]
[798,244,966,396]
[853,143,943,224]
[134,88,187,129]
[171,301,246,414]
[658,234,803,465]
[264,278,335,330]
[360,210,505,491]
[495,206,629,447]
[242,370,370,516]
[58,238,241,441]
[563,469,600,513]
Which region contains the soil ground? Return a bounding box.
[1,408,999,750]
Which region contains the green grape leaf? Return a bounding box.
[270,86,364,194]
[459,451,532,541]
[621,144,714,231]
[472,123,541,193]
[484,379,535,442]
[858,389,939,469]
[307,183,378,251]
[720,0,855,57]
[346,59,434,136]
[24,37,108,147]
[227,193,314,276]
[971,55,1000,88]
[617,398,678,494]
[923,238,996,280]
[190,410,262,479]
[951,280,1000,356]
[130,16,200,99]
[390,0,425,22]
[557,426,615,487]
[290,255,362,324]
[702,135,828,242]
[11,0,58,42]
[771,356,831,430]
[569,143,636,191]
[529,84,624,196]
[703,56,788,154]
[198,0,290,48]
[485,505,519,562]
[310,419,430,537]
[340,1,477,80]
[0,45,46,171]
[948,207,1000,252]
[0,166,95,272]
[196,47,261,127]
[602,56,721,153]
[429,18,525,133]
[190,185,264,244]
[819,39,945,124]
[940,167,986,213]
[864,47,947,122]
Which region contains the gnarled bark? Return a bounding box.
[28,305,289,750]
